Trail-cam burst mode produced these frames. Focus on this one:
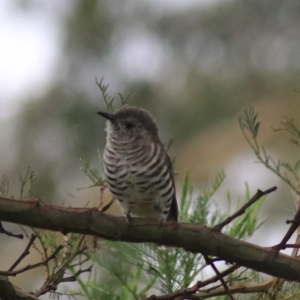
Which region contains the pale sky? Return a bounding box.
[0,1,62,118]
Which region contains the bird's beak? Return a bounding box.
[97,111,115,121]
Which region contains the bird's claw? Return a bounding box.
[125,211,133,223]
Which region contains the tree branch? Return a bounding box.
[0,221,23,239]
[1,195,300,282]
[8,234,36,272]
[0,275,40,300]
[273,202,300,252]
[213,186,277,231]
[33,266,92,297]
[187,279,274,299]
[144,264,240,300]
[203,255,235,300]
[0,245,64,276]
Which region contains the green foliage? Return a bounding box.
[78,155,105,186]
[225,184,266,240]
[179,171,221,224]
[239,107,300,194]
[237,107,300,300]
[18,167,38,199]
[95,77,130,113]
[0,168,90,299]
[3,106,300,299]
[78,106,300,300]
[0,167,40,200]
[274,117,300,148]
[78,168,264,299]
[28,229,90,299]
[42,107,300,299]
[0,174,9,197]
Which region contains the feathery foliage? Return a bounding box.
[239,107,300,195]
[78,168,264,299]
[2,105,300,299]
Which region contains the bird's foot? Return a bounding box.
[168,218,178,229]
[125,211,133,223]
[158,218,166,230]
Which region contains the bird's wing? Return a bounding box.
[165,153,179,222]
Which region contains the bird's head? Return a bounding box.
[97,106,159,142]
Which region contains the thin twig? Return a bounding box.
[291,224,300,258]
[100,198,114,212]
[213,187,277,231]
[34,266,92,297]
[8,234,36,271]
[0,245,64,276]
[60,266,92,283]
[97,186,106,209]
[0,221,23,239]
[193,278,274,299]
[203,255,235,300]
[143,264,240,300]
[273,203,300,253]
[21,227,44,258]
[279,243,300,249]
[286,219,300,224]
[95,77,114,112]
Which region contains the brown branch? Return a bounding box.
[291,227,300,258]
[191,279,274,299]
[142,278,276,300]
[143,264,240,300]
[213,187,277,231]
[100,198,114,212]
[97,186,105,209]
[0,221,23,239]
[0,275,40,300]
[273,203,300,252]
[279,243,300,249]
[33,266,92,297]
[1,195,300,281]
[203,255,235,300]
[59,265,92,283]
[268,200,300,298]
[8,234,36,271]
[0,245,64,276]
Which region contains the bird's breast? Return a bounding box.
[104,142,162,193]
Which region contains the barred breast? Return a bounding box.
[103,137,177,221]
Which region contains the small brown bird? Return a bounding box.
[97,106,178,223]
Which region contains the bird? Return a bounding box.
[97,105,178,224]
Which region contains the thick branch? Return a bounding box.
[0,275,40,300]
[1,196,300,282]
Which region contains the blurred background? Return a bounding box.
[1,0,300,296]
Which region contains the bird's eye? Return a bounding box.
[125,122,134,129]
